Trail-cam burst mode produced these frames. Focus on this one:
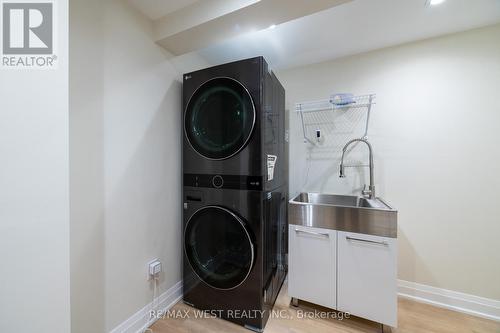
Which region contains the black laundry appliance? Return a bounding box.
[183,56,286,192]
[182,186,287,332]
[182,57,287,332]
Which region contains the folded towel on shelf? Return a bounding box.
[330,93,355,105]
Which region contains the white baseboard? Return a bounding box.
[109,281,183,333]
[109,279,499,332]
[398,280,500,322]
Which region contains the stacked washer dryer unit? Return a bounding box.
[182,57,287,332]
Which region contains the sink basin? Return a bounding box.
[289,192,397,238]
[292,193,392,209]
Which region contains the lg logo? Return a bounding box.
[2,1,53,54]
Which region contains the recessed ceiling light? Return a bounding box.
[268,24,276,30]
[428,0,446,6]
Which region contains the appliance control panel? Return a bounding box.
[184,174,263,191]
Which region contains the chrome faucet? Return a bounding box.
[339,138,376,199]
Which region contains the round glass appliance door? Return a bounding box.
[184,77,255,160]
[184,206,254,290]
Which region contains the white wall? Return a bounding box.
[277,24,500,300]
[69,0,208,332]
[0,1,70,332]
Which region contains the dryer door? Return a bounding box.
[184,77,256,160]
[184,206,255,290]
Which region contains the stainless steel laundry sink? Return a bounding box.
[289,192,397,238]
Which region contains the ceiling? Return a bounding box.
[127,0,201,20]
[128,0,500,70]
[154,0,349,56]
[196,0,500,70]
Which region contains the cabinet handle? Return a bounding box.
[346,236,388,246]
[295,229,329,238]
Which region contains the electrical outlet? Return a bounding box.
[148,259,162,280]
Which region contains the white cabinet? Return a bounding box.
[337,231,398,327]
[288,226,398,327]
[288,225,336,309]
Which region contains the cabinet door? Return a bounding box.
[288,225,336,309]
[337,231,397,327]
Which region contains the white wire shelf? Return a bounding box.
[295,94,376,113]
[296,94,376,145]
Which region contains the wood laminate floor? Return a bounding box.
[148,282,500,333]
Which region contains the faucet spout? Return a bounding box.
[339,138,375,199]
[339,163,346,178]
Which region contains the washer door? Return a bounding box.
[184,206,254,290]
[184,77,256,160]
